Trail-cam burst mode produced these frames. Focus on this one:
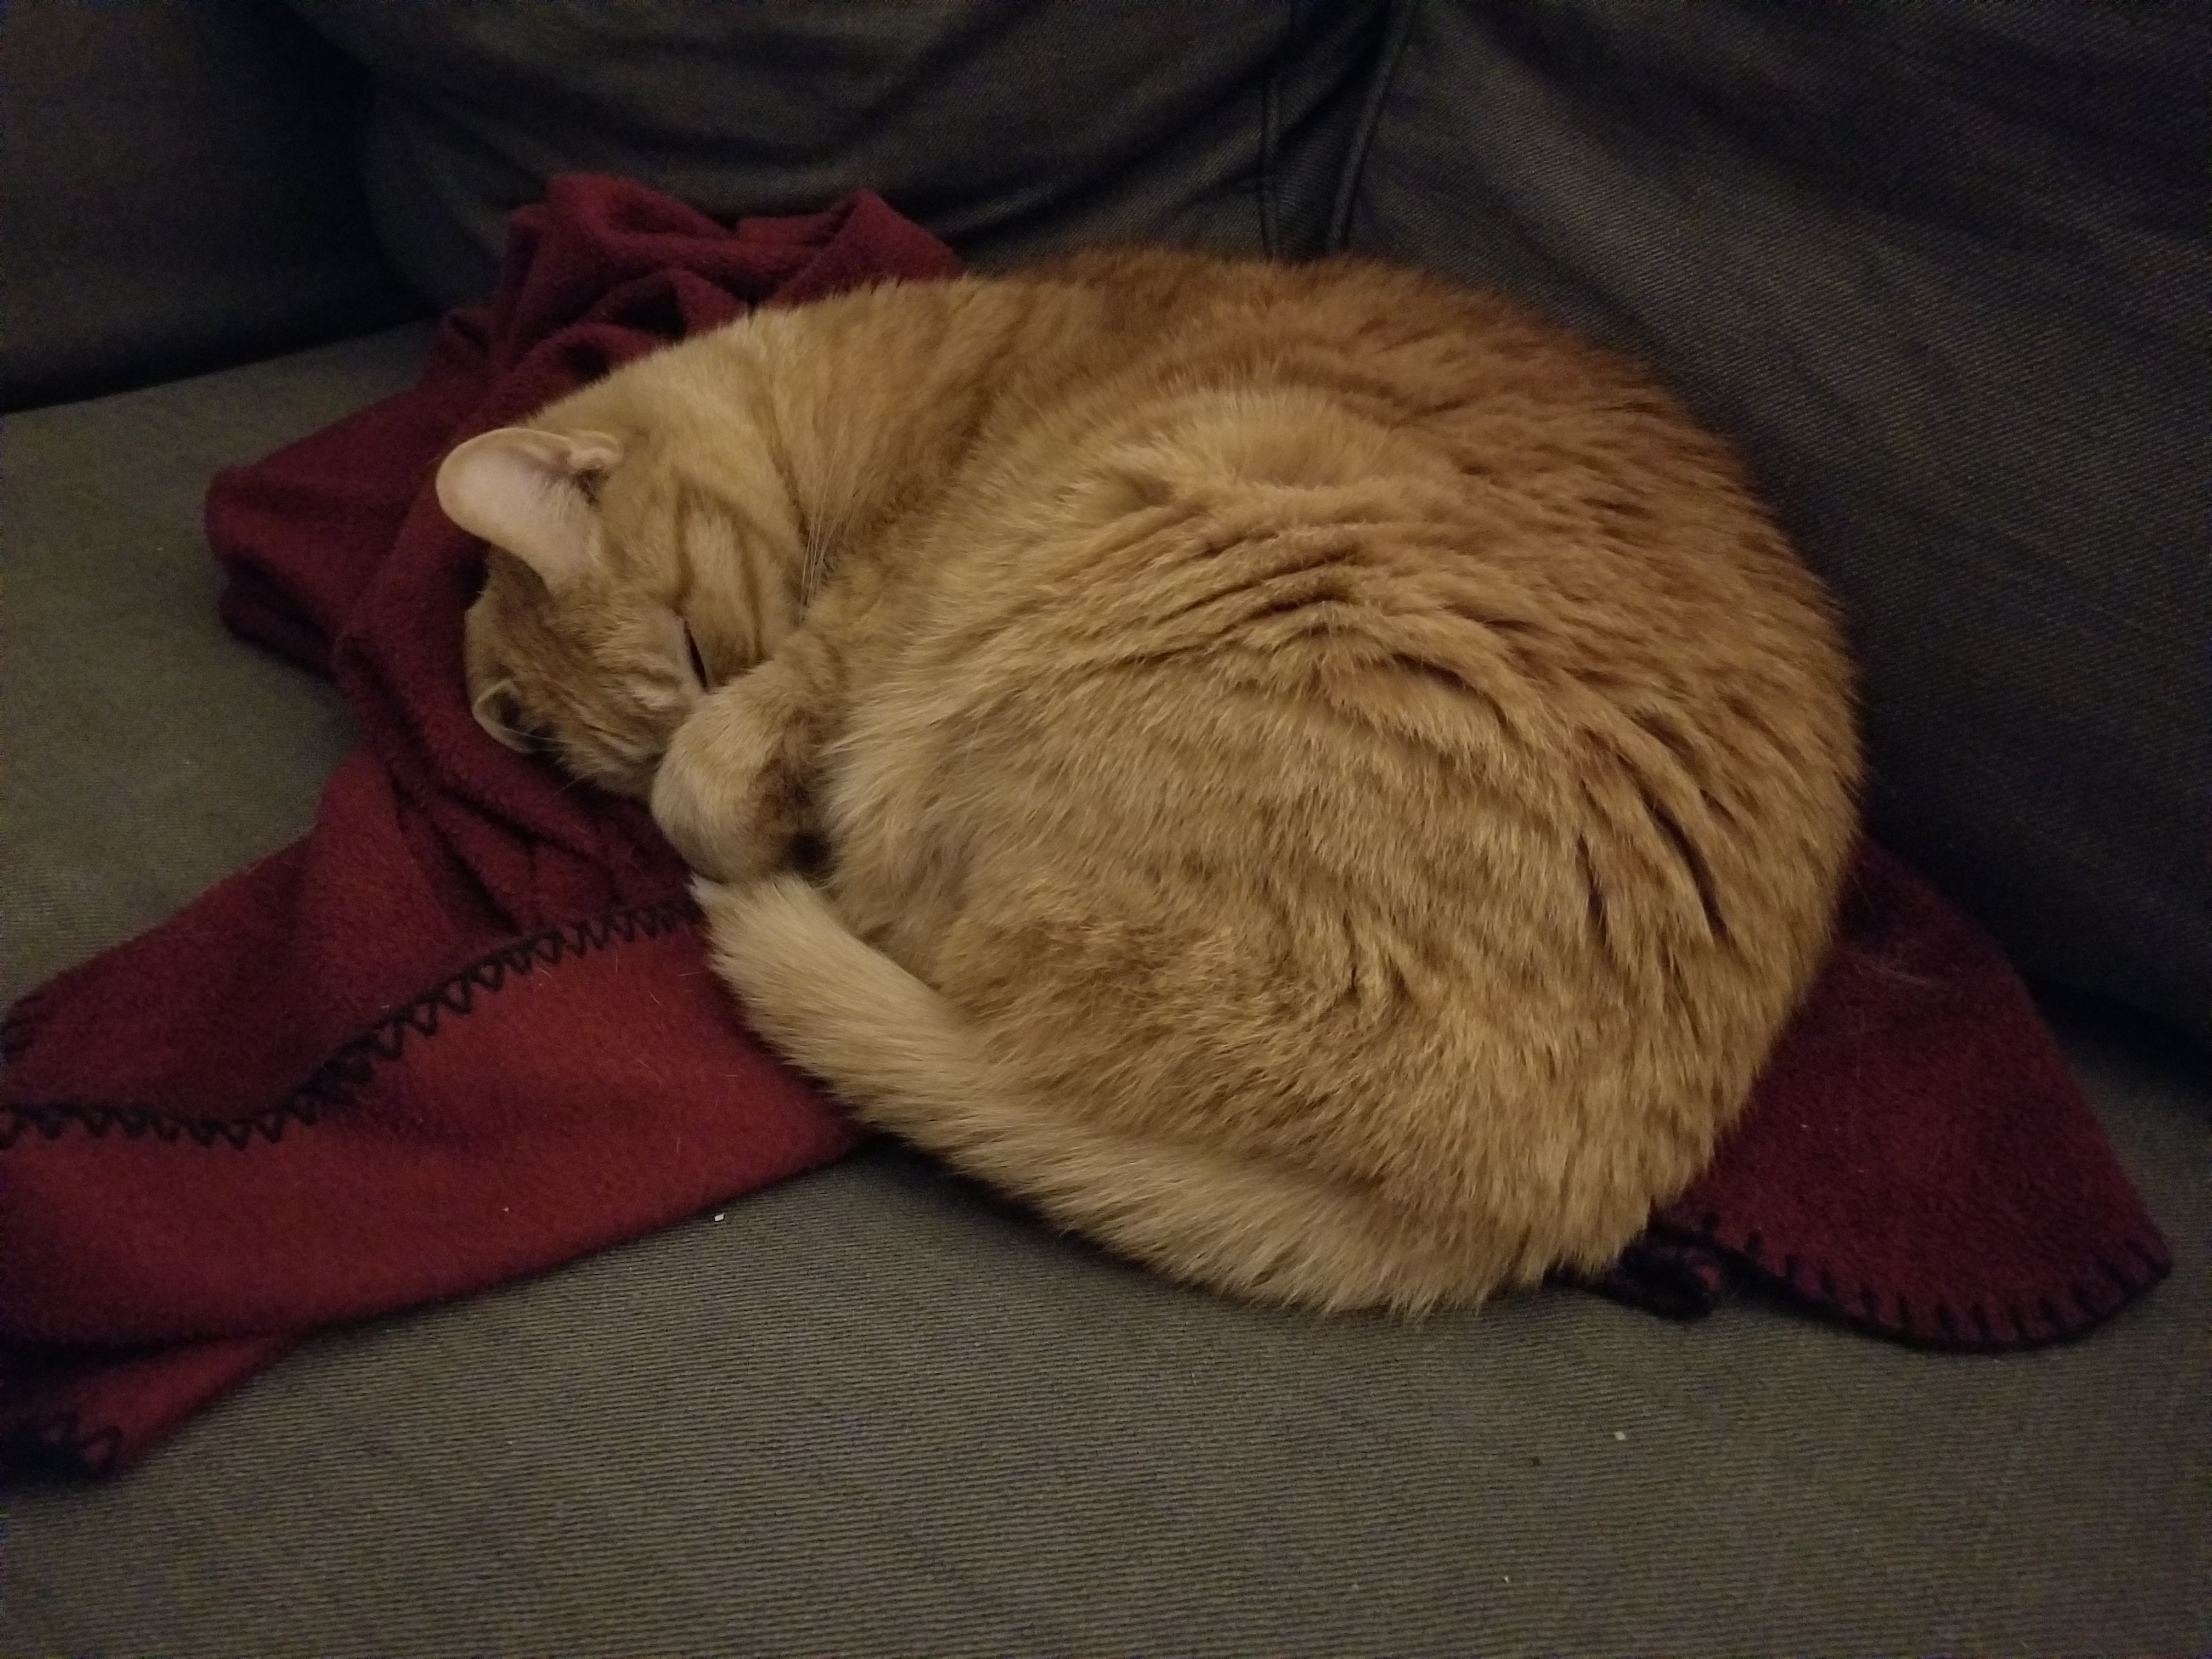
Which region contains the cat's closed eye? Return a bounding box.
[681,619,710,689]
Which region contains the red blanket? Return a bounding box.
[0,178,2169,1479]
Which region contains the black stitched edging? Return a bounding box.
[0,990,53,1065]
[1586,1234,1731,1321]
[0,899,694,1152]
[0,1408,123,1482]
[1656,1210,2174,1354]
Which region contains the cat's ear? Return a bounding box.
[436,427,624,590]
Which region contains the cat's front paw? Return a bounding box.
[650,692,803,883]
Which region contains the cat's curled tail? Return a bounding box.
[695,873,1497,1313]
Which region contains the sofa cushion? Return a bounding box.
[286,0,1390,306]
[1344,0,2209,1041]
[0,0,421,411]
[0,324,436,1004]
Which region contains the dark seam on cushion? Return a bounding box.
[1255,0,1330,257]
[1326,0,1421,252]
[1255,1,1287,256]
[0,898,694,1151]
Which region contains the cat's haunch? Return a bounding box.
[438,247,1860,1314]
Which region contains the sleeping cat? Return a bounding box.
[436,247,1860,1313]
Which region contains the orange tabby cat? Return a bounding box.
[437,248,1860,1313]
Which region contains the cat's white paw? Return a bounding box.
[652,742,760,882]
[651,686,797,882]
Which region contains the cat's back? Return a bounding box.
[900,249,1846,743]
[998,245,1663,428]
[842,244,1859,989]
[947,249,1812,607]
[845,246,1855,866]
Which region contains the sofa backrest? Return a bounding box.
[0,0,421,413]
[1344,0,2208,1040]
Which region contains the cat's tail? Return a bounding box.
[693,872,1487,1313]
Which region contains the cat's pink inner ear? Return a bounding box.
[561,431,623,471]
[435,427,609,590]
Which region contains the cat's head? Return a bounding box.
[436,377,802,797]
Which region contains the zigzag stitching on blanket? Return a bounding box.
[1654,1209,2174,1353]
[0,899,694,1152]
[0,1404,125,1481]
[0,990,53,1065]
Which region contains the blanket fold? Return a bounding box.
[0,176,2167,1479]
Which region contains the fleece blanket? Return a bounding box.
[0,177,2169,1479]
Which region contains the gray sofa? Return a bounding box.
[3,3,2204,1652]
